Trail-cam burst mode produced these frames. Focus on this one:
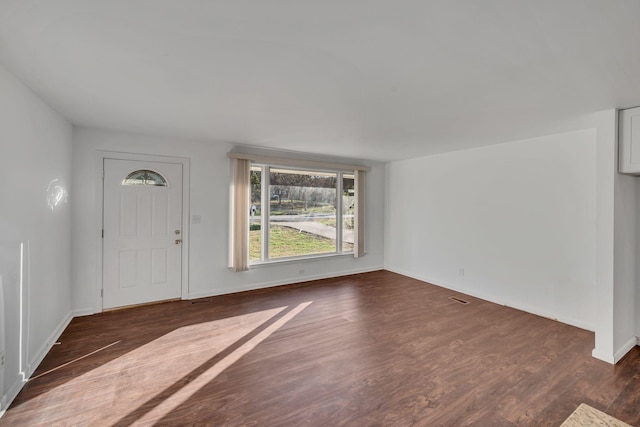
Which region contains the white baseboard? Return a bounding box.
[26,311,73,376]
[1,310,73,417]
[0,375,26,419]
[593,337,638,365]
[591,348,616,364]
[188,265,384,300]
[592,337,639,366]
[613,336,638,364]
[72,307,97,317]
[384,266,595,332]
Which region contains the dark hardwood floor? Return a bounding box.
[3,270,639,426]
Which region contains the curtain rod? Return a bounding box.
[227,152,371,172]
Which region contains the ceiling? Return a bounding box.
[1,0,639,162]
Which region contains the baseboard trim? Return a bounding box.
[613,337,638,364]
[1,310,73,417]
[26,311,73,376]
[72,307,97,317]
[384,266,595,332]
[0,376,26,419]
[187,265,384,300]
[592,338,638,366]
[591,348,616,364]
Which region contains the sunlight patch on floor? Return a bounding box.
[29,340,121,381]
[16,304,304,426]
[134,301,313,425]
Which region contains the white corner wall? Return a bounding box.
[71,128,385,314]
[0,63,72,412]
[385,128,598,330]
[592,108,637,364]
[637,183,640,340]
[614,170,636,358]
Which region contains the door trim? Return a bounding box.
[95,151,190,313]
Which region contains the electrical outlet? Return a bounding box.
[459,268,465,276]
[298,269,305,275]
[0,351,4,367]
[191,215,202,224]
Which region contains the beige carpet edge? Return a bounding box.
[560,403,631,427]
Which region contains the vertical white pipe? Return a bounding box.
[18,242,24,381]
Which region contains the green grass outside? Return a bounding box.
[250,225,343,260]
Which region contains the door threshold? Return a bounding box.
[103,298,181,312]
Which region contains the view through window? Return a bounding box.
[250,165,355,262]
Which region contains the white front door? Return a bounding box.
[103,159,183,309]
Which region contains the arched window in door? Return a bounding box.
[121,170,167,187]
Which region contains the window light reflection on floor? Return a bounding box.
[15,301,313,426]
[134,301,313,425]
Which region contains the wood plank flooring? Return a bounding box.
[3,270,639,426]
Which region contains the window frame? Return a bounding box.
[228,152,368,272]
[249,164,354,265]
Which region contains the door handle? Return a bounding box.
[175,239,182,245]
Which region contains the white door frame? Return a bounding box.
[95,151,190,312]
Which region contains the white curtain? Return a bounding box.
[228,158,250,272]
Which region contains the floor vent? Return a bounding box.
[448,296,469,305]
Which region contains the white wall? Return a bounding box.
[385,128,598,330]
[614,171,636,358]
[71,128,385,314]
[0,63,72,411]
[636,183,640,340]
[593,110,617,362]
[611,107,637,359]
[592,108,638,363]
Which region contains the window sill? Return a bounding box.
[249,252,354,269]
